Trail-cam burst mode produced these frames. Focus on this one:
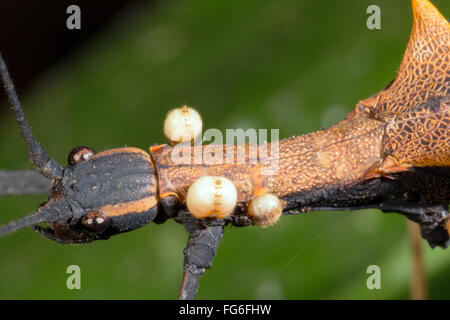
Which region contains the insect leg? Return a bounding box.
[176,213,224,300]
[380,202,449,248]
[0,170,51,195]
[0,200,72,237]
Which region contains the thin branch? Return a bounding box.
[0,169,51,196]
[408,220,428,300]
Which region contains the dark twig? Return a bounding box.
[0,169,51,195]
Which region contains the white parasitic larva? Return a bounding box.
[163,105,202,143]
[247,193,282,227]
[186,176,237,219]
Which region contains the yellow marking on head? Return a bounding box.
[160,191,180,200]
[149,144,169,153]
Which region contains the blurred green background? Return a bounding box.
[0,0,449,299]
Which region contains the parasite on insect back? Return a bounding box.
[163,105,202,144]
[247,193,283,227]
[186,176,238,219]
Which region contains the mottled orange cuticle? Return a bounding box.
[357,0,450,175]
[148,0,449,221]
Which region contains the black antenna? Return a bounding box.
[0,53,63,181]
[0,205,59,237]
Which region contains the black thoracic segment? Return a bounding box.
[281,167,450,248]
[107,207,158,235]
[282,168,449,212]
[281,177,401,213]
[66,152,155,209]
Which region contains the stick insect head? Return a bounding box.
[0,146,160,243]
[38,147,159,243]
[0,54,159,243]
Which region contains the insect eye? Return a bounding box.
[81,210,110,233]
[68,146,95,165]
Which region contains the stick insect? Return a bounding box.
[0,0,449,299]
